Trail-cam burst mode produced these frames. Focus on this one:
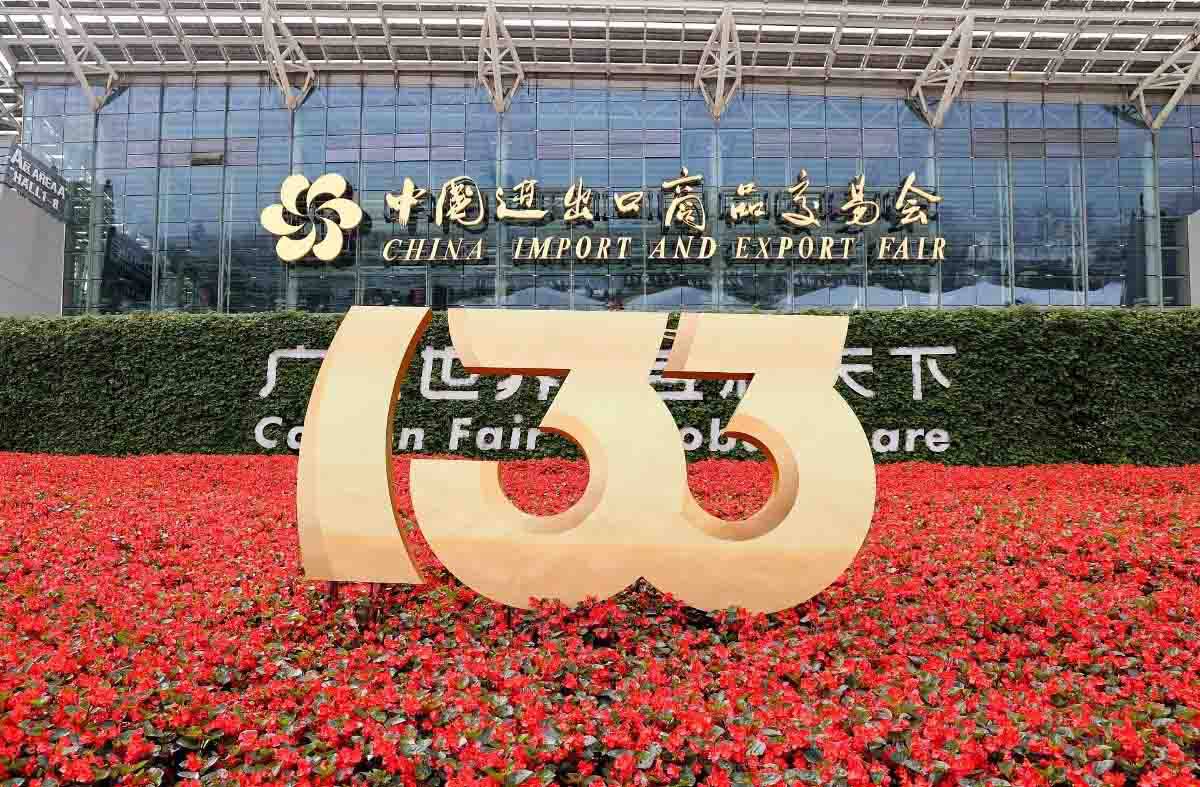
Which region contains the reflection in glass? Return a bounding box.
[35,77,1192,314]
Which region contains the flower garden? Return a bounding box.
[1,452,1198,786]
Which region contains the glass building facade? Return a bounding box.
[8,74,1197,314]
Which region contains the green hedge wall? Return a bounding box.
[1,308,1199,465]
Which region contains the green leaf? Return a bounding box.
[8,309,1200,465]
[637,743,662,769]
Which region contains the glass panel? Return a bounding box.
[970,102,1005,129]
[1043,103,1078,128]
[287,272,357,312]
[226,249,287,312]
[1007,102,1043,128]
[1162,278,1190,307]
[826,98,861,129]
[1082,104,1117,128]
[163,86,195,112]
[789,97,825,129]
[363,273,428,306]
[41,84,1192,315]
[157,247,220,312]
[161,112,193,139]
[753,94,789,128]
[861,99,898,128]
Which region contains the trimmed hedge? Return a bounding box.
[1,308,1199,465]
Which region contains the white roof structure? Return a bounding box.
[1,0,1199,131]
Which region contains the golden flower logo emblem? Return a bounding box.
[260,173,363,263]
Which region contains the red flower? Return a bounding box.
[0,453,1197,784]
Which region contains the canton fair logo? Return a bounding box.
[261,174,363,262]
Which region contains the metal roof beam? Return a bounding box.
[34,0,1200,24]
[230,0,256,64]
[695,6,742,119]
[909,13,974,128]
[95,0,135,65]
[1129,31,1200,130]
[376,0,397,65]
[11,59,1164,86]
[158,0,196,64]
[1045,0,1092,82]
[260,0,315,109]
[477,1,523,112]
[44,0,118,110]
[539,0,1200,22]
[14,5,1197,33]
[5,0,1197,95]
[0,55,21,132]
[19,33,1187,64]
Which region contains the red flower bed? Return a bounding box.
[1,454,1199,786]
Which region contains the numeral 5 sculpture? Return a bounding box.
[297,307,875,613]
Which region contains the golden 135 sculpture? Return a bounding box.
[297,307,876,614]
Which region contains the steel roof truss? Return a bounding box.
[45,0,119,111]
[695,6,742,119]
[909,13,974,128]
[158,0,196,63]
[1130,31,1200,130]
[477,2,523,113]
[0,53,21,131]
[261,0,315,109]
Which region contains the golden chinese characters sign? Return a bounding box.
[262,169,949,266]
[298,307,877,613]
